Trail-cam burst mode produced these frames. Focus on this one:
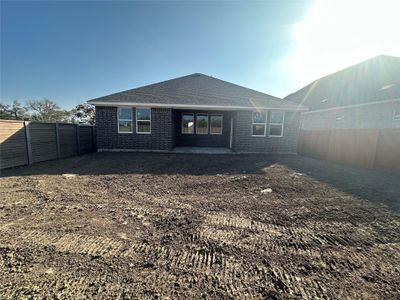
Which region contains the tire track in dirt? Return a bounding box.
[205,212,286,234]
[2,236,395,297]
[2,273,124,299]
[5,228,338,298]
[5,215,398,299]
[3,230,276,299]
[8,229,240,278]
[204,212,386,249]
[197,212,400,298]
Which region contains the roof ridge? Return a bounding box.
[90,73,199,102]
[195,73,283,101]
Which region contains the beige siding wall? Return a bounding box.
[301,100,400,130]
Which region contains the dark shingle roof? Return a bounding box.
[88,73,306,111]
[285,55,400,110]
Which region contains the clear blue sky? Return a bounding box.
[0,1,318,109]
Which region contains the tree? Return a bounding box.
[0,103,13,119]
[26,98,70,122]
[71,103,95,124]
[10,100,28,120]
[0,100,28,120]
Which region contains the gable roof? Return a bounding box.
[285,55,400,110]
[88,73,306,111]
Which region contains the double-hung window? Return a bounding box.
[196,114,208,134]
[269,111,284,137]
[252,111,267,136]
[182,113,194,134]
[210,114,223,134]
[393,107,400,121]
[136,108,151,134]
[118,107,132,133]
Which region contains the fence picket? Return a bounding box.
[0,120,96,169]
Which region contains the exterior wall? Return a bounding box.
[233,111,301,153]
[298,100,400,172]
[301,100,400,130]
[96,106,302,153]
[174,110,232,147]
[96,106,173,150]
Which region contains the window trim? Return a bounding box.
[268,111,285,137]
[136,107,151,134]
[196,113,209,135]
[181,113,195,134]
[210,114,223,135]
[251,111,267,137]
[393,108,400,121]
[117,107,133,134]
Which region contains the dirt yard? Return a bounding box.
[1,153,399,299]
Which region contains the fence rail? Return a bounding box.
[0,120,96,170]
[298,128,400,172]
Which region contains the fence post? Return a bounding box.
[55,123,61,159]
[24,121,33,165]
[91,125,95,151]
[76,124,81,155]
[372,128,381,169]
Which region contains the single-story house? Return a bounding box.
[88,73,307,153]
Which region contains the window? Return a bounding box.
[335,115,343,123]
[252,111,267,136]
[196,114,208,134]
[182,113,194,134]
[118,107,132,133]
[269,111,284,137]
[136,108,151,134]
[393,108,400,121]
[210,114,223,134]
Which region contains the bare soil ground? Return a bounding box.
[1,153,399,299]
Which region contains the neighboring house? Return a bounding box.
[88,73,307,153]
[285,55,400,130]
[286,54,400,171]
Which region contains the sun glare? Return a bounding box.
[286,0,400,86]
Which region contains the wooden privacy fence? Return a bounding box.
[298,128,400,172]
[0,120,96,169]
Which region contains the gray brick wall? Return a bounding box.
[301,100,400,130]
[233,111,300,153]
[96,106,173,150]
[96,106,301,153]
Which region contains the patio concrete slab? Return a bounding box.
[172,147,233,154]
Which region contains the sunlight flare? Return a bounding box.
[286,0,400,86]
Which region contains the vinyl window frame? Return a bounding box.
[210,114,223,135]
[335,115,343,123]
[196,113,209,135]
[181,113,195,134]
[251,111,267,137]
[268,111,285,137]
[393,107,400,121]
[117,107,133,134]
[136,107,151,134]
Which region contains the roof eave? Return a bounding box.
[87,101,308,112]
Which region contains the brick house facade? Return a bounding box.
[90,74,306,153]
[96,106,302,153]
[96,107,173,151]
